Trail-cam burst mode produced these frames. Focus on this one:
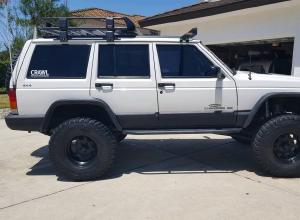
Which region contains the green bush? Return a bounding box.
[0,87,6,94]
[0,61,9,89]
[0,50,10,89]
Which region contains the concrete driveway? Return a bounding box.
[1,120,300,220]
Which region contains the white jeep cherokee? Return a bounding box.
[5,17,300,180]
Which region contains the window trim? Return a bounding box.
[97,44,151,79]
[156,44,218,79]
[26,44,92,80]
[161,75,219,79]
[100,76,151,79]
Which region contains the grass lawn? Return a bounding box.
[0,94,9,109]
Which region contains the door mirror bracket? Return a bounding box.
[210,66,225,79]
[217,71,225,80]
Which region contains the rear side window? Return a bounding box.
[98,45,150,78]
[157,45,215,78]
[27,45,91,79]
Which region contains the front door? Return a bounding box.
[91,43,159,129]
[153,43,237,129]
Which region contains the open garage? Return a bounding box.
[209,38,294,75]
[140,0,300,77]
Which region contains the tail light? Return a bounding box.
[8,88,18,113]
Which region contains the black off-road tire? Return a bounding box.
[253,115,300,177]
[114,132,127,142]
[49,118,117,181]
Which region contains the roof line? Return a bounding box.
[70,7,145,18]
[70,7,98,13]
[140,0,290,27]
[142,2,208,21]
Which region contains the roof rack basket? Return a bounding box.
[38,17,137,42]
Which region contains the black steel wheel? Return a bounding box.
[273,133,300,163]
[49,118,117,181]
[67,136,98,166]
[253,115,300,177]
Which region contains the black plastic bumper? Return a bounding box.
[5,113,44,132]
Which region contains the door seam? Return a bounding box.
[151,43,160,115]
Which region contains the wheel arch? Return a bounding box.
[41,99,122,134]
[243,92,300,128]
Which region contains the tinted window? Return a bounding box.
[157,45,215,78]
[98,45,150,78]
[27,45,90,79]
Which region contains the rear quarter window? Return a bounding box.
[27,44,91,79]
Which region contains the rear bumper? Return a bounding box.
[5,113,44,132]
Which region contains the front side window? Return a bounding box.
[27,44,91,79]
[98,45,150,78]
[157,45,216,78]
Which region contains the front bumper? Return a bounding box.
[5,113,44,132]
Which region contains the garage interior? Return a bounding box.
[208,38,294,75]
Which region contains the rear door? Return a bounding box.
[153,43,238,129]
[90,43,159,129]
[16,43,93,116]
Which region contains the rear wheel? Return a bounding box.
[253,115,300,177]
[49,118,117,181]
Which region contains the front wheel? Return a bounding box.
[49,118,117,181]
[253,115,300,177]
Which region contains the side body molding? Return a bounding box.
[243,92,300,128]
[41,99,123,133]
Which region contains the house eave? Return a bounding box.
[139,0,290,27]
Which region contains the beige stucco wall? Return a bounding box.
[146,0,300,76]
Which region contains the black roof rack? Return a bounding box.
[38,17,137,42]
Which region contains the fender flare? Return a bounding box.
[243,92,300,128]
[41,99,122,133]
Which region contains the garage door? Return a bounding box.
[208,38,294,75]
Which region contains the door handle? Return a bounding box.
[95,83,113,91]
[158,83,176,91]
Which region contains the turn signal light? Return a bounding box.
[8,88,18,113]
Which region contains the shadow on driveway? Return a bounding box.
[26,137,264,181]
